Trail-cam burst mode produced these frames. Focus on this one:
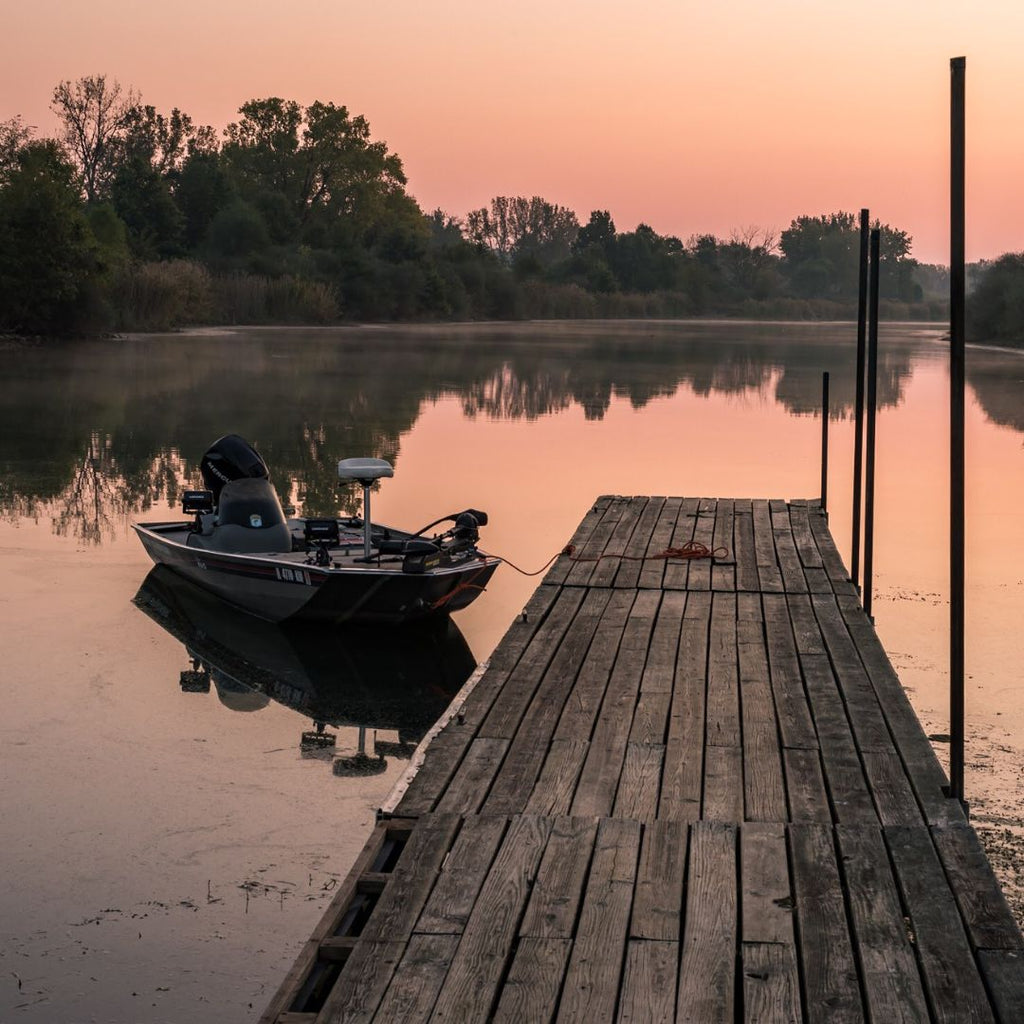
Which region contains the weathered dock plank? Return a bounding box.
[264,497,1023,1023]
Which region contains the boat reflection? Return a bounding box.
[133,565,477,775]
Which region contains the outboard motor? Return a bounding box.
[187,435,292,555]
[200,434,271,505]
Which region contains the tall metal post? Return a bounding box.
[863,229,880,621]
[820,371,830,515]
[950,56,966,803]
[852,209,870,589]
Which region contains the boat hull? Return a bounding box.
[133,522,499,624]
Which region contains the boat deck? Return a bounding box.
[261,497,1024,1022]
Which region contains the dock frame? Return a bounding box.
[262,496,1024,1022]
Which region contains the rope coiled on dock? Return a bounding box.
[485,540,729,578]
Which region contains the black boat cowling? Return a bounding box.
[201,434,271,504]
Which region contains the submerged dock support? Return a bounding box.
[852,207,870,590]
[820,371,829,516]
[950,55,967,803]
[863,229,880,621]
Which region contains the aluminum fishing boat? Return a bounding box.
[133,435,500,624]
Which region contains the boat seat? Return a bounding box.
[188,477,293,554]
[338,458,394,484]
[188,522,293,554]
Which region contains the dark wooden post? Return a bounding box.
[950,56,966,804]
[852,208,870,589]
[863,229,880,621]
[820,371,830,515]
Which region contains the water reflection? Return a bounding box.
[5,324,1020,544]
[133,565,477,774]
[965,350,1024,434]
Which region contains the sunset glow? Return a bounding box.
[4,0,1024,264]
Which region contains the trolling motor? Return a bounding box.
[337,457,394,560]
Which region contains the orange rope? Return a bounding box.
[430,564,494,610]
[481,540,729,578]
[561,540,730,563]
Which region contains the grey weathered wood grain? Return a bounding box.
[370,934,459,1023]
[520,816,598,939]
[638,496,683,590]
[490,936,573,1024]
[556,817,642,1023]
[429,815,553,1021]
[678,821,737,1024]
[836,825,930,1022]
[617,939,678,1023]
[789,823,864,1023]
[886,825,996,1022]
[614,495,665,589]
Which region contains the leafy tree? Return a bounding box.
[780,212,859,299]
[425,209,468,252]
[109,153,184,259]
[1,116,33,184]
[120,104,208,176]
[967,253,1024,346]
[780,212,919,302]
[222,98,408,236]
[608,224,683,293]
[0,141,105,333]
[574,210,616,256]
[466,196,579,268]
[716,228,781,300]
[174,150,234,249]
[203,198,271,270]
[51,75,137,202]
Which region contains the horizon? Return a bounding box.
[4,1,1023,266]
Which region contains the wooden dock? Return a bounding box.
[261,497,1024,1022]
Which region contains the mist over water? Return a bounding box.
[3,321,1023,1021]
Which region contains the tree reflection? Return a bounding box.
[0,323,941,536]
[966,353,1024,434]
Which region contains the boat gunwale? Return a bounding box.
[132,521,502,578]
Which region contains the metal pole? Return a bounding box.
[863,229,880,621]
[950,55,966,803]
[820,371,830,516]
[852,208,870,589]
[362,483,373,560]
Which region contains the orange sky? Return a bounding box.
[3,1,1023,265]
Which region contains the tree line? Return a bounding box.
[1,74,1011,338]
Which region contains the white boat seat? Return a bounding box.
[338,458,394,484]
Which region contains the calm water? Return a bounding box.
[3,321,1024,1022]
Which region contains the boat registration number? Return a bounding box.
[276,566,311,585]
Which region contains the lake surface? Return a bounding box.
[3,320,1024,1022]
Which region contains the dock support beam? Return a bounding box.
[950,56,966,804]
[863,229,880,621]
[820,371,830,516]
[852,208,870,589]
